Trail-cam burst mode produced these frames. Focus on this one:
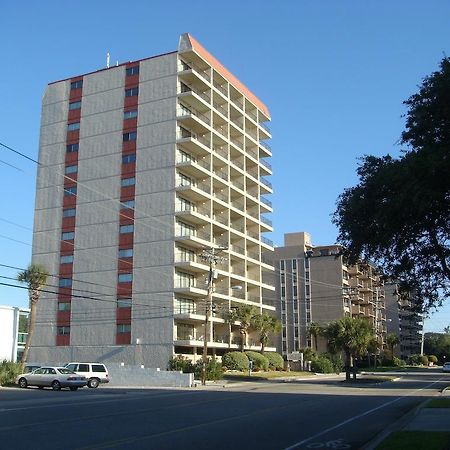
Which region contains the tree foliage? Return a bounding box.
[233,305,258,351]
[333,57,450,311]
[252,313,282,352]
[319,316,374,381]
[16,263,49,368]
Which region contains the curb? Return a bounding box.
[361,398,430,450]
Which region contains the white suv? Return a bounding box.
[65,362,109,388]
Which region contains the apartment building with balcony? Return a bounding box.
[30,33,275,368]
[265,232,386,358]
[385,283,422,359]
[0,305,29,362]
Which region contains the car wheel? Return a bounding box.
[18,378,27,388]
[51,380,62,391]
[88,378,100,389]
[69,387,78,391]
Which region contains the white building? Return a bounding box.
[0,305,29,362]
[31,33,274,368]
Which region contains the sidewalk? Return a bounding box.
[364,388,450,449]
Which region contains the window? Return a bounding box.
[305,285,311,296]
[70,80,83,90]
[123,131,137,141]
[60,254,74,264]
[58,302,71,311]
[117,324,131,333]
[118,248,133,258]
[63,208,76,218]
[59,278,72,288]
[68,122,80,131]
[281,286,286,298]
[176,220,195,237]
[121,177,135,187]
[92,364,107,372]
[292,259,297,270]
[293,285,298,297]
[177,173,192,187]
[176,196,193,211]
[66,143,79,153]
[57,326,70,335]
[118,273,133,283]
[177,323,194,340]
[120,224,134,234]
[122,154,136,164]
[175,271,195,288]
[117,298,132,308]
[125,87,139,97]
[280,260,285,271]
[65,165,78,174]
[304,257,310,269]
[69,101,81,110]
[120,200,135,210]
[78,364,89,372]
[175,298,195,314]
[124,109,138,120]
[176,246,194,262]
[64,186,77,196]
[61,231,74,241]
[126,66,139,76]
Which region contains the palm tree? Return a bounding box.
[17,263,49,369]
[308,321,323,352]
[253,313,282,352]
[234,305,258,351]
[224,307,239,348]
[386,333,400,362]
[321,316,374,381]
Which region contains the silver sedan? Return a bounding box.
[16,366,87,391]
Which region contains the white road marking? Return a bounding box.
[283,377,445,450]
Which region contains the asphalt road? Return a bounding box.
[0,369,448,450]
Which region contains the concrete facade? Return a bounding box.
[266,232,386,358]
[385,283,422,359]
[31,34,274,369]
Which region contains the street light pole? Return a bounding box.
[199,246,227,386]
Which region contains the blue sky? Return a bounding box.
[0,1,449,332]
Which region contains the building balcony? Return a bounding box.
[177,84,211,110]
[174,256,209,274]
[176,180,211,201]
[176,129,210,156]
[176,153,210,178]
[174,230,212,249]
[174,285,208,297]
[259,141,272,157]
[177,60,211,87]
[177,105,210,133]
[175,204,211,224]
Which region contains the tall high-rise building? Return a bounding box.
[266,232,386,358]
[31,34,275,368]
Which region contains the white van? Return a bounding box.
[65,362,109,388]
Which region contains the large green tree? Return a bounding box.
[333,57,450,311]
[233,305,258,352]
[320,316,374,381]
[252,312,282,352]
[17,264,49,369]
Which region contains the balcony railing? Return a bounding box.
[176,152,210,171]
[178,60,211,82]
[261,177,272,189]
[259,121,270,134]
[261,216,273,227]
[260,159,272,171]
[176,129,210,148]
[177,105,211,126]
[17,332,27,345]
[261,196,272,208]
[260,141,271,152]
[261,236,274,247]
[177,84,211,104]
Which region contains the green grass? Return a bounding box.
[224,371,313,381]
[426,398,450,408]
[363,366,423,372]
[376,431,450,450]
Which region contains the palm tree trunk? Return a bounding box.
[21,298,37,370]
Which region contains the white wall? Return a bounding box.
[0,306,17,361]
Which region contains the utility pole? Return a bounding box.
[199,246,227,386]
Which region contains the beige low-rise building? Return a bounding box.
[266,232,386,358]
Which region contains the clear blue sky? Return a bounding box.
[0,1,449,332]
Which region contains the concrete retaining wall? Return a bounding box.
[107,363,193,388]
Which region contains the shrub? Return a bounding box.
[194,358,224,381]
[428,355,438,364]
[0,360,22,386]
[245,351,269,371]
[311,355,335,374]
[420,355,429,366]
[222,352,249,372]
[325,353,344,373]
[264,352,284,371]
[380,350,393,366]
[299,347,316,361]
[168,355,194,373]
[407,354,422,366]
[393,357,406,367]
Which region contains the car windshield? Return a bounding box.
[57,368,75,374]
